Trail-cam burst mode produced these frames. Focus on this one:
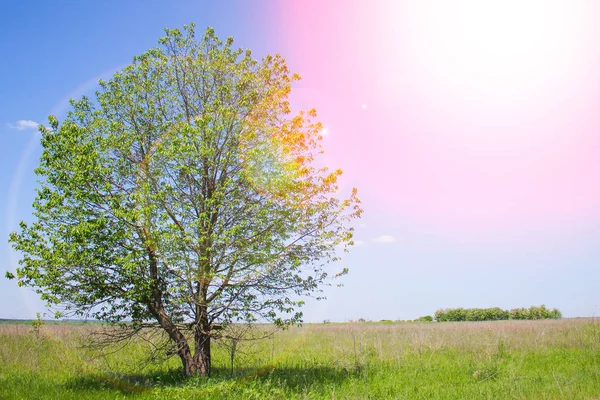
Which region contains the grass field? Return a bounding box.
[1,318,599,399]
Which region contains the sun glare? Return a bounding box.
[409,1,589,109]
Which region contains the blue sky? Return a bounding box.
[1,1,599,321]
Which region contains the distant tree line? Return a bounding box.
[434,305,562,322]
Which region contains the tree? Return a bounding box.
[8,24,361,377]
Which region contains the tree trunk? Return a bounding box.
[170,329,210,377]
[177,337,198,377]
[152,309,200,377]
[168,308,211,377]
[146,250,203,377]
[152,308,200,377]
[193,309,211,376]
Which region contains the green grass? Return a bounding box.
[1,319,599,399]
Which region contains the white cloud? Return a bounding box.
[373,235,396,244]
[353,240,365,247]
[7,120,40,131]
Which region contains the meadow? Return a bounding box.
[1,318,599,399]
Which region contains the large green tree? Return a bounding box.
[8,25,361,376]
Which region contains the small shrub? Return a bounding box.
[550,308,562,319]
[31,313,44,338]
[434,309,447,322]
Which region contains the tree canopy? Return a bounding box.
[8,24,361,376]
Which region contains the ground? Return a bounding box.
[1,318,599,399]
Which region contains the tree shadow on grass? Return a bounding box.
[65,374,150,396]
[64,364,357,396]
[64,369,186,396]
[239,364,359,392]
